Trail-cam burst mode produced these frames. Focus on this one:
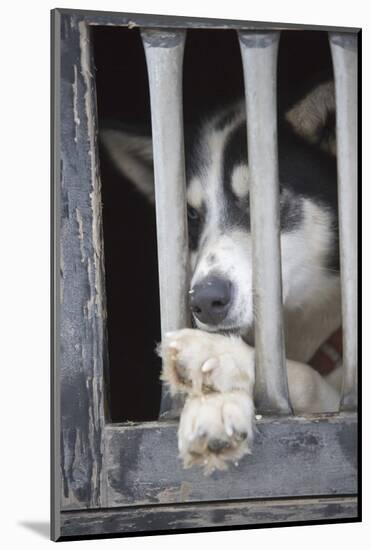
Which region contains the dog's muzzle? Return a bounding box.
[190,275,232,326]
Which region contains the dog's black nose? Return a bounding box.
[190,276,232,325]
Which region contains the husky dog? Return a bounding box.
[101,80,342,473]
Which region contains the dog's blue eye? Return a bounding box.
[187,206,200,221]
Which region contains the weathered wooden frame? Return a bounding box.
[51,8,360,541]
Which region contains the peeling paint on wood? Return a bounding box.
[54,8,359,32]
[59,12,108,510]
[104,414,357,506]
[72,65,80,142]
[59,496,358,538]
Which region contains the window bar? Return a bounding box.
[238,30,292,414]
[141,29,189,418]
[329,32,358,411]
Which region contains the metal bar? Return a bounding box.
[141,29,189,418]
[329,32,358,411]
[238,31,292,414]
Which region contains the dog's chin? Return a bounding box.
[193,317,252,338]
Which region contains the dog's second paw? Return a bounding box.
[159,328,254,396]
[178,390,255,474]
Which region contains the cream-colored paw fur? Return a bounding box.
[159,328,254,396]
[178,391,255,474]
[158,328,256,473]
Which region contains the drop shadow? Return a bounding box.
[18,521,50,539]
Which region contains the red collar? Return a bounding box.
[309,328,342,375]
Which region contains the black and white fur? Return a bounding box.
[101,81,342,473]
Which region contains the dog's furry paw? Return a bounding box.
[159,328,254,396]
[178,391,255,474]
[158,329,255,472]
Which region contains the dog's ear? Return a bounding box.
[100,125,155,202]
[285,81,336,156]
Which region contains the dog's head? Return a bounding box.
[101,82,339,337]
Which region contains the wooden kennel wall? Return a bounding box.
[51,8,359,540]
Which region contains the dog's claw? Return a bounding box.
[178,392,254,473]
[201,357,218,373]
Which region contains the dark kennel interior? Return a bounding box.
[93,27,333,423]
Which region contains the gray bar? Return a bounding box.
[141,29,189,417]
[238,31,292,414]
[329,32,358,411]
